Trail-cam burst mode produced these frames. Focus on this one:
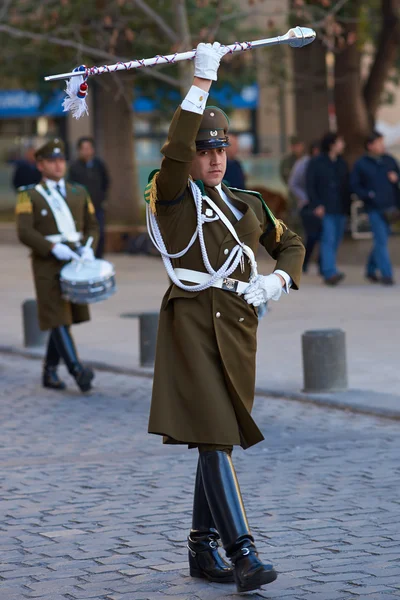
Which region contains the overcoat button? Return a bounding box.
[224,248,229,255]
[216,312,221,318]
[239,317,244,322]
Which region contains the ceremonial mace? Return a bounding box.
[44,26,316,118]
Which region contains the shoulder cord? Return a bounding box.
[146,180,258,292]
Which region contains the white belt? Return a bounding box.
[174,268,249,295]
[45,232,83,244]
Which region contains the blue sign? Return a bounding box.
[0,83,258,119]
[0,91,42,117]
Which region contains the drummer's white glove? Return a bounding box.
[79,246,95,262]
[244,274,283,307]
[51,243,80,262]
[194,42,227,81]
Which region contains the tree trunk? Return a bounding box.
[93,74,141,225]
[334,25,370,165]
[292,38,330,146]
[363,0,400,119]
[334,0,400,165]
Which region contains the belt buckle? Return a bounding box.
[222,277,238,293]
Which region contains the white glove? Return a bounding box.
[51,243,80,262]
[194,42,227,81]
[79,246,95,261]
[243,274,283,307]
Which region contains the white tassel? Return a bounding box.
[62,65,89,119]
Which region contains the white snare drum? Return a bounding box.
[60,259,116,304]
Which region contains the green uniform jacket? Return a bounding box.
[148,108,305,449]
[16,181,99,331]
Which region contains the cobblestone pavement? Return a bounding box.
[1,354,400,600]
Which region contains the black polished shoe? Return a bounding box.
[42,366,66,390]
[73,366,94,392]
[229,538,277,592]
[188,531,234,583]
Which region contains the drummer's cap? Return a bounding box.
[195,107,230,151]
[35,138,66,161]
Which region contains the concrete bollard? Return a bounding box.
[302,329,348,393]
[139,312,159,368]
[22,299,47,347]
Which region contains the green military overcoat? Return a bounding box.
[148,108,305,450]
[16,181,99,331]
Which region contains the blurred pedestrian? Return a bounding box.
[15,138,98,392]
[288,140,321,273]
[11,145,41,190]
[224,133,246,189]
[306,133,350,286]
[280,136,305,232]
[351,131,399,286]
[279,135,305,184]
[69,137,110,258]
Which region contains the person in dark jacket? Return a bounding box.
[12,146,41,190]
[306,133,350,285]
[68,137,110,258]
[224,134,246,189]
[351,131,399,285]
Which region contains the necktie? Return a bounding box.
[56,183,65,199]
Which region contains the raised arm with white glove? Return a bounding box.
[243,274,283,307]
[194,42,227,81]
[51,243,80,262]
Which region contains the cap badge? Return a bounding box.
[54,148,61,154]
[210,130,218,137]
[210,112,215,117]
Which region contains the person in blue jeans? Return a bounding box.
[351,131,399,286]
[306,133,350,285]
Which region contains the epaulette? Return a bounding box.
[144,169,160,214]
[68,182,87,195]
[15,190,33,215]
[228,186,285,242]
[17,184,36,192]
[69,181,85,190]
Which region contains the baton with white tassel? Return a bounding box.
[44,26,315,119]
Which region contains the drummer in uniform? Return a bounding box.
[146,43,305,592]
[16,138,99,392]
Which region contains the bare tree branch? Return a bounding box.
[310,0,353,27]
[133,0,178,43]
[0,0,13,22]
[174,0,193,93]
[0,23,181,87]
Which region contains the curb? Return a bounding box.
[2,345,400,422]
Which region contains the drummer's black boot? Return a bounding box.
[188,459,234,583]
[51,326,94,392]
[199,450,277,593]
[42,331,66,390]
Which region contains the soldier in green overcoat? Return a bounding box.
[16,139,99,392]
[146,43,305,593]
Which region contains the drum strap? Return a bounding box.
[35,183,81,244]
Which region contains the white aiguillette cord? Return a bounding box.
[201,191,258,280]
[146,180,258,292]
